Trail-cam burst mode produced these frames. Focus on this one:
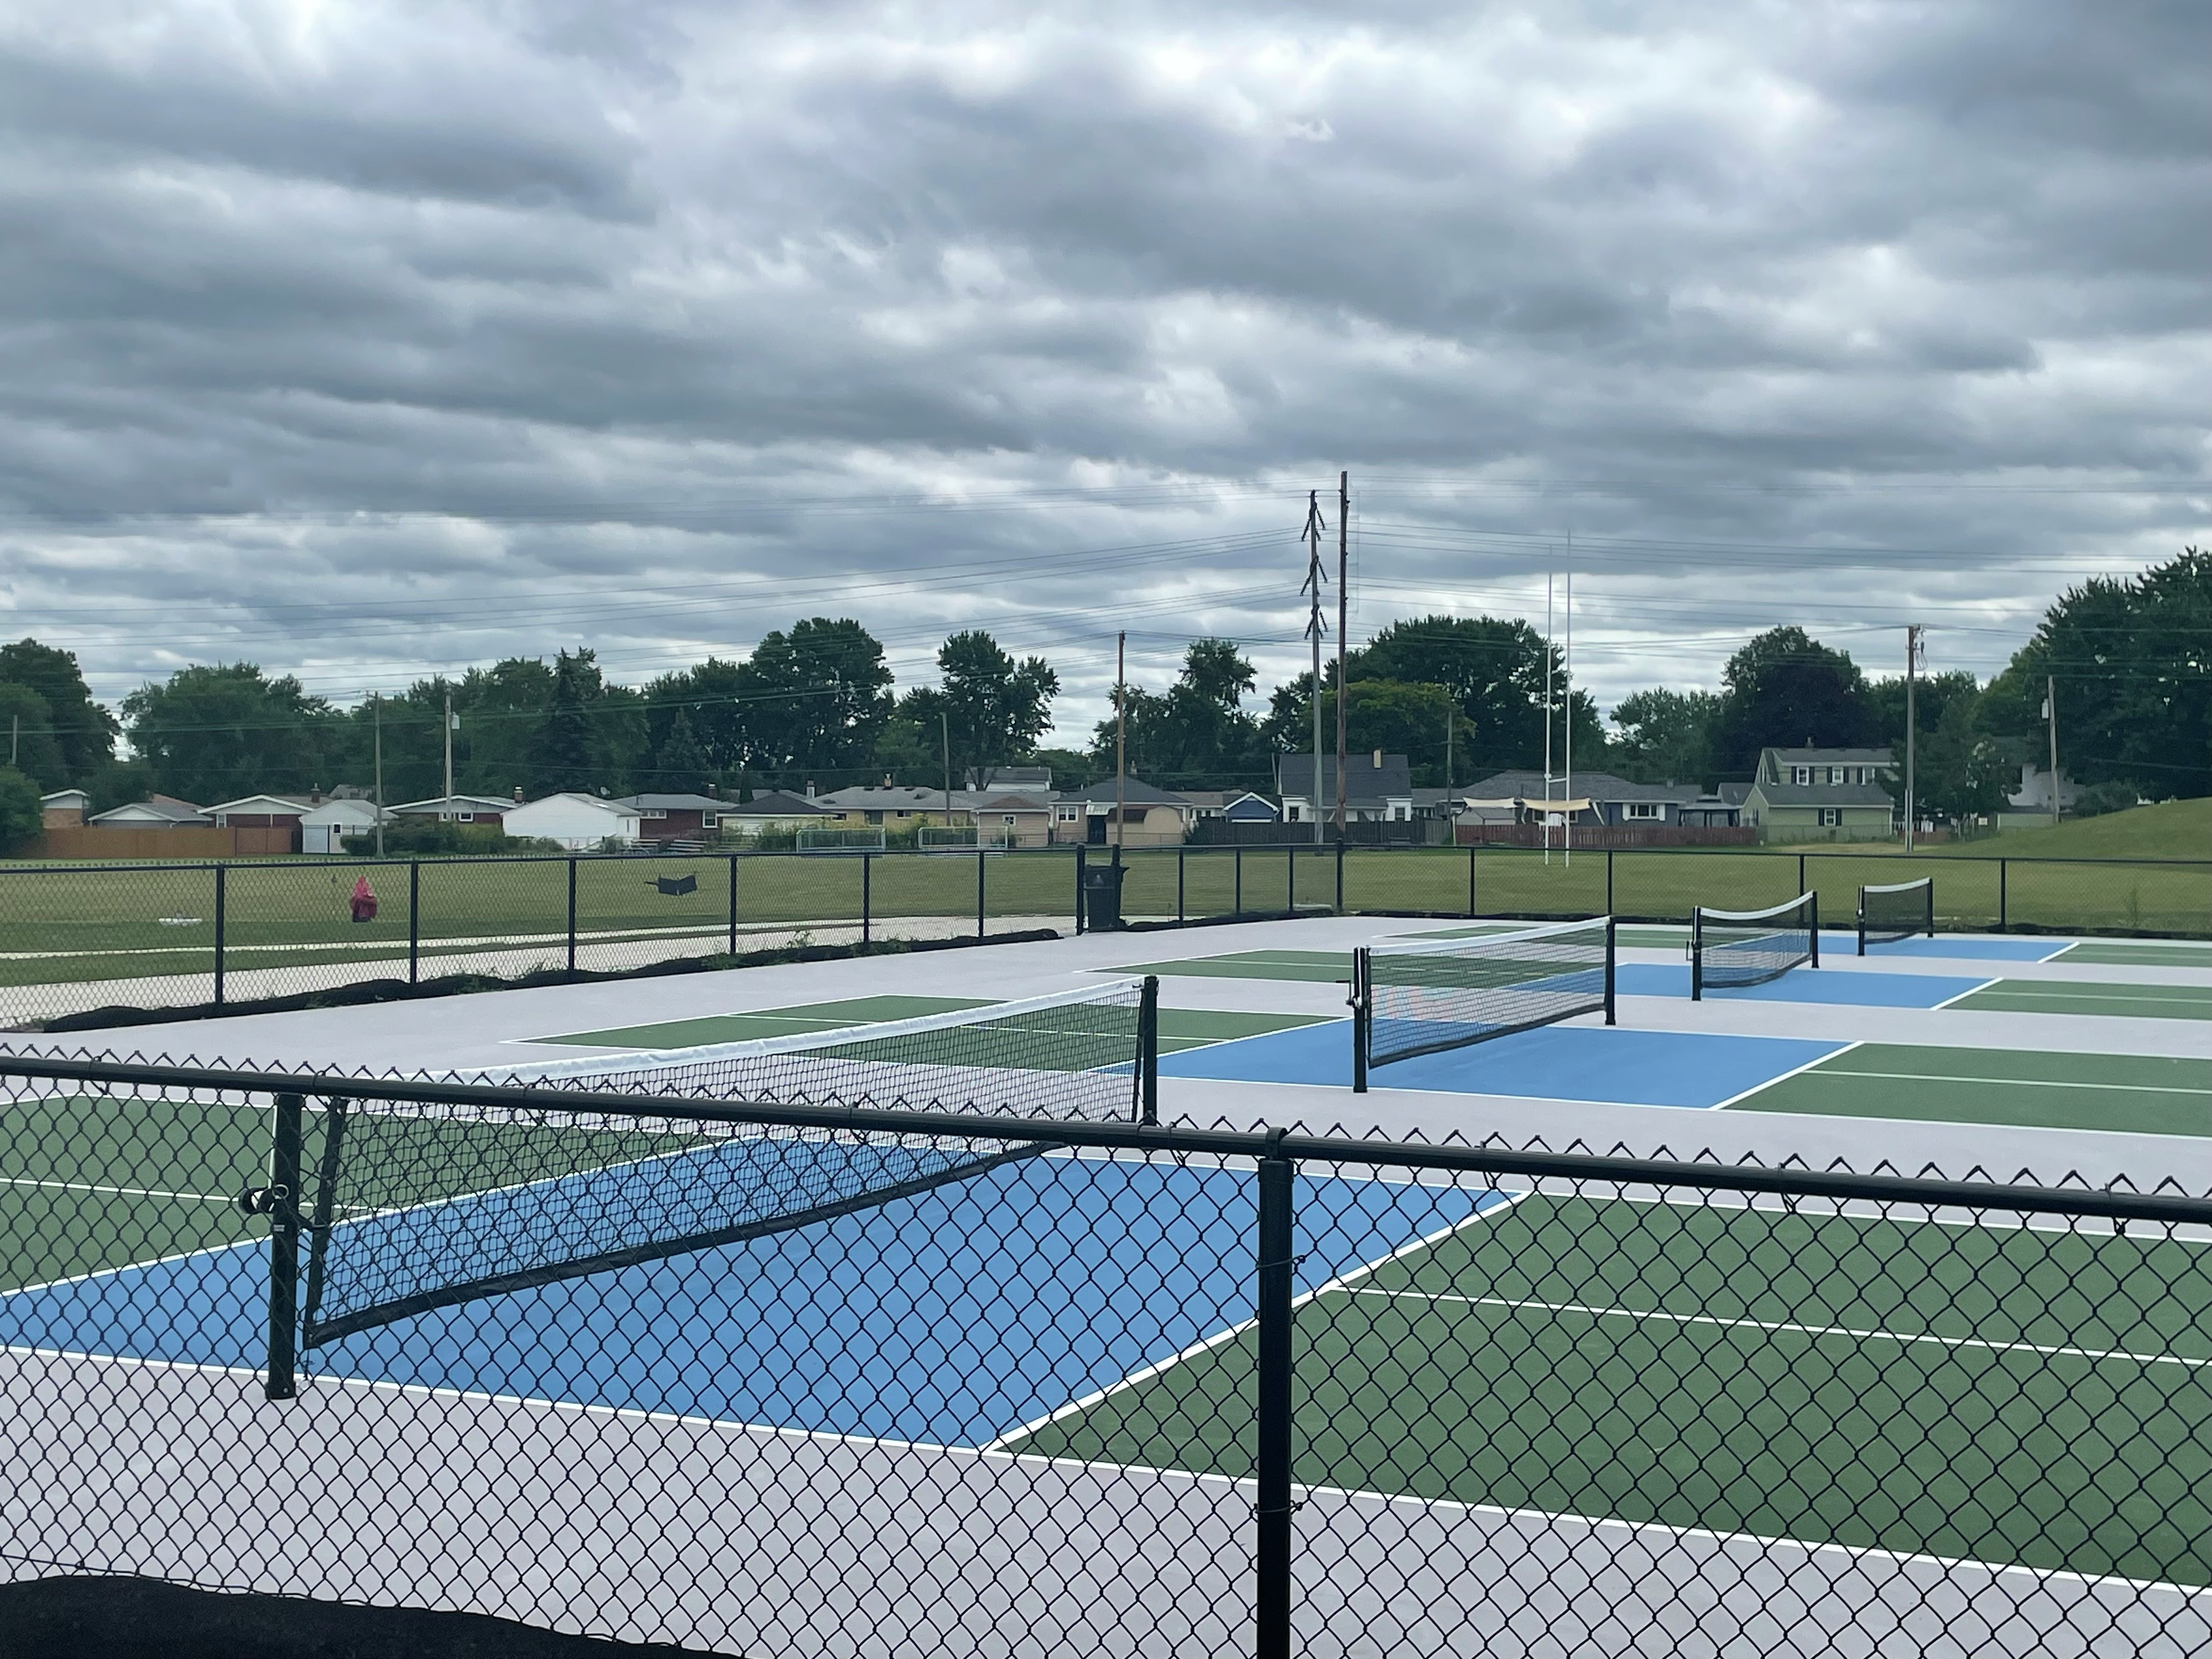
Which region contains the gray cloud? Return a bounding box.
[0,0,2204,733]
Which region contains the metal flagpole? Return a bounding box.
[1563,566,1573,868]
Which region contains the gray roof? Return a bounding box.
[616,793,731,812]
[1056,776,1191,807]
[1275,753,1413,806]
[90,796,208,826]
[723,790,832,816]
[1463,769,1699,804]
[1763,746,1894,767]
[1752,781,1896,807]
[813,786,956,810]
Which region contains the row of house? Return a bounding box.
[35,742,2079,854]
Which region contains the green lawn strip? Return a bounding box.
[2058,941,2212,967]
[1010,1193,2212,1584]
[1951,982,2212,1021]
[1732,1043,2212,1136]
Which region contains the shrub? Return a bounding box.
[2072,781,2142,819]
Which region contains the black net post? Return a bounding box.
[1858,895,1868,957]
[566,857,578,973]
[1073,844,1086,935]
[213,863,227,1009]
[409,860,421,984]
[1136,974,1160,1125]
[1923,877,1936,937]
[1254,1133,1295,1659]
[1691,906,1704,1001]
[1604,915,1617,1024]
[728,854,739,954]
[263,1091,303,1401]
[1350,946,1370,1093]
[1811,892,1820,967]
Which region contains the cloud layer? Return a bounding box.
[1,0,2206,732]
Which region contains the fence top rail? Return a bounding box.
[3,1052,2208,1226]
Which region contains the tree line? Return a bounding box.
[0,544,2201,837]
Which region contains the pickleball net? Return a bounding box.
[1692,894,1818,998]
[294,978,1159,1346]
[1858,877,1934,954]
[1351,918,1615,1092]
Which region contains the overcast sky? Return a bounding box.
[2,0,2207,740]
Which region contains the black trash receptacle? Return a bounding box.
[1082,861,1126,931]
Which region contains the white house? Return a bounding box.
[390,794,512,825]
[502,792,644,850]
[301,798,381,854]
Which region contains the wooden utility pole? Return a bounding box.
[372,692,385,858]
[1115,631,1127,860]
[941,711,952,823]
[1904,625,1922,852]
[1334,469,1349,838]
[1301,491,1329,844]
[443,686,455,806]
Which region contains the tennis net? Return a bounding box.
[294,979,1159,1346]
[1691,894,1818,998]
[1858,877,1934,954]
[1351,918,1615,1092]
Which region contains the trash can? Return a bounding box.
[1082,861,1126,931]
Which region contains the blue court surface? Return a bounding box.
[1613,963,1989,1007]
[0,1156,1503,1448]
[1160,1020,1843,1108]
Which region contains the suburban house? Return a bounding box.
[1459,770,1704,828]
[38,789,88,829]
[813,782,1058,846]
[1050,777,1194,847]
[1678,784,1750,829]
[813,785,968,830]
[717,790,834,838]
[390,794,511,825]
[614,793,729,844]
[502,792,645,850]
[301,797,380,854]
[203,794,321,853]
[1275,753,1415,825]
[1997,741,2079,828]
[1741,747,1897,840]
[968,787,1056,848]
[1181,790,1280,822]
[88,796,212,829]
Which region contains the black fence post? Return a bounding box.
[1798,852,1807,897]
[1467,844,1477,919]
[976,848,987,941]
[1604,917,1618,1025]
[1334,839,1345,913]
[1074,846,1087,935]
[212,864,227,1009]
[1234,846,1244,917]
[263,1091,302,1402]
[1254,1135,1295,1659]
[1286,844,1295,916]
[1177,846,1186,924]
[862,854,872,945]
[1136,975,1160,1126]
[566,857,578,973]
[728,854,739,956]
[1999,858,2008,931]
[1606,849,1615,917]
[408,860,420,985]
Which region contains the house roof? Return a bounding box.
[90,797,210,826]
[1762,747,1895,767]
[205,794,316,816]
[1055,776,1192,807]
[390,794,512,815]
[722,790,832,817]
[513,792,640,816]
[1275,753,1413,805]
[39,789,90,807]
[813,785,962,811]
[1751,781,1896,807]
[615,793,731,812]
[1462,769,1699,805]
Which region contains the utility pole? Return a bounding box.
[1334,469,1349,838]
[443,685,455,805]
[2045,675,2061,827]
[1301,490,1329,844]
[1115,630,1127,863]
[8,715,15,769]
[372,692,385,858]
[1904,625,1922,852]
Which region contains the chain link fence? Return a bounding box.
[2,1051,2210,1654]
[6,846,2212,1030]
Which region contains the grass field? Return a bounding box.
[1969,797,2212,861]
[1010,1187,2212,1584]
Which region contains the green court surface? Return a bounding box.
[2057,940,2212,968]
[1947,979,2212,1022]
[539,996,1329,1053]
[1010,1190,2212,1584]
[1734,1043,2212,1137]
[1112,950,1353,984]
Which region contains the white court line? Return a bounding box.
[1709,1039,1861,1110]
[1928,975,2000,1009]
[977,1186,1533,1454]
[1343,1288,2212,1371]
[1802,1069,2212,1098]
[2,1175,234,1204]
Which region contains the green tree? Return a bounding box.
[446,658,558,801]
[1712,628,1876,776]
[121,664,342,802]
[1901,693,2010,826]
[1346,615,1598,775]
[1089,639,1268,787]
[0,640,117,780]
[0,765,41,849]
[1608,688,1721,786]
[653,708,711,794]
[1867,670,1981,755]
[906,631,1058,789]
[739,618,895,784]
[530,649,599,795]
[1981,547,2212,797]
[0,682,66,790]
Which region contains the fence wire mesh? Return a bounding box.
[4,1051,2211,1655]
